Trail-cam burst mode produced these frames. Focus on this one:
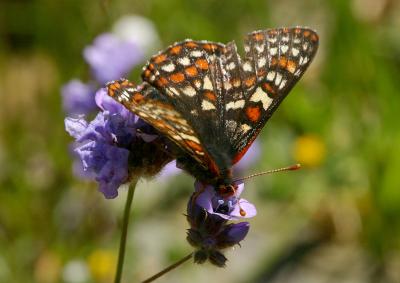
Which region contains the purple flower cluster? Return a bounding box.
[186,181,256,266]
[63,30,173,198]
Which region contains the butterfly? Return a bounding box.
[107,27,319,196]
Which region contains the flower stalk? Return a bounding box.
[114,179,138,283]
[141,253,193,283]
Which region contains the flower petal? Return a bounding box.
[65,116,88,139]
[195,182,215,213]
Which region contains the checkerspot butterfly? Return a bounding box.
[107,27,319,195]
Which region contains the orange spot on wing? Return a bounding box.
[203,43,219,52]
[195,59,209,70]
[263,82,275,94]
[245,76,256,87]
[268,30,278,35]
[246,105,261,122]
[143,69,152,78]
[185,66,198,77]
[279,57,288,68]
[185,41,198,48]
[303,30,311,37]
[170,45,182,54]
[148,63,155,70]
[154,54,167,64]
[311,33,318,42]
[204,91,216,101]
[271,57,278,66]
[253,33,264,41]
[286,60,297,73]
[169,72,185,83]
[295,28,302,34]
[186,140,203,153]
[121,80,131,87]
[156,77,169,87]
[133,93,144,103]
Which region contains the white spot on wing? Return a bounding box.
[203,76,213,90]
[190,50,203,57]
[280,45,289,53]
[226,100,245,110]
[292,48,300,57]
[243,62,252,72]
[275,73,282,86]
[267,71,276,81]
[182,85,196,97]
[256,44,264,53]
[227,62,236,70]
[258,57,266,68]
[300,56,309,65]
[269,47,277,56]
[178,57,191,66]
[224,81,232,90]
[181,133,201,143]
[279,79,287,90]
[161,63,175,72]
[250,87,273,110]
[201,100,216,110]
[168,87,180,96]
[194,80,202,89]
[240,123,252,133]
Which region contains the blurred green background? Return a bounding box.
[1,0,400,282]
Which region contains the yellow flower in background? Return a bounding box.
[293,134,326,167]
[88,249,117,282]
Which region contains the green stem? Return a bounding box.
[114,179,138,283]
[141,253,193,283]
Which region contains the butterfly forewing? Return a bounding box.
[228,27,319,162]
[107,80,211,167]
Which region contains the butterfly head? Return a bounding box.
[216,183,237,198]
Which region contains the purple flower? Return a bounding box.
[216,222,250,249]
[186,193,251,267]
[61,79,97,115]
[65,114,130,198]
[194,181,257,220]
[65,88,173,198]
[83,33,143,84]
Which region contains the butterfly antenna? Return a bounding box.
[234,163,301,182]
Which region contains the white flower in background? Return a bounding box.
[112,15,161,56]
[62,260,90,283]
